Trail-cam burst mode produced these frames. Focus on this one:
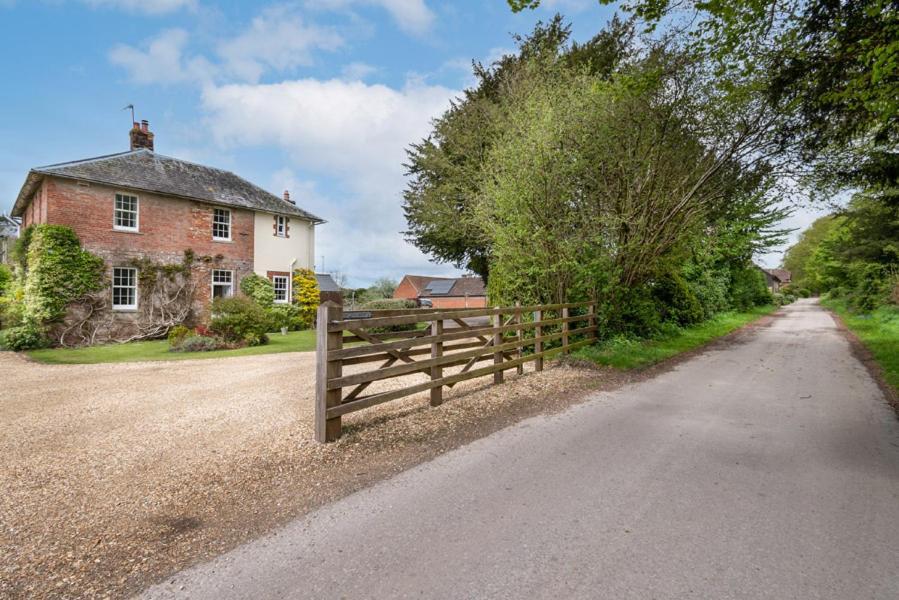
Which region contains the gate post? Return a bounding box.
[562,306,570,354]
[493,308,504,384]
[430,318,444,407]
[533,309,543,372]
[315,301,343,443]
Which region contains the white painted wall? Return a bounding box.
[253,212,315,277]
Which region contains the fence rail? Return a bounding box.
[314,300,597,442]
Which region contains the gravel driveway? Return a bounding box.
[0,348,602,598]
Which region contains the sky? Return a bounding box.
[0,0,825,287]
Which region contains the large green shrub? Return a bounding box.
[23,225,105,324]
[209,296,271,346]
[0,322,47,351]
[359,298,419,333]
[729,266,771,311]
[240,273,275,306]
[268,304,304,331]
[652,273,704,327]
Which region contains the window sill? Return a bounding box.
[113,228,142,234]
[212,238,233,243]
[112,307,138,313]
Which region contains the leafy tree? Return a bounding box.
[367,277,398,299]
[783,216,844,292]
[404,16,636,281]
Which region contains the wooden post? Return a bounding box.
[588,300,597,342]
[430,318,444,407]
[515,302,524,375]
[493,308,504,384]
[562,306,570,355]
[315,301,343,443]
[533,309,543,372]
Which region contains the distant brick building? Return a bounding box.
[394,274,487,309]
[10,120,323,337]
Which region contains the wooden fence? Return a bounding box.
[314,300,598,442]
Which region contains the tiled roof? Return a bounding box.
[401,274,486,297]
[11,149,323,222]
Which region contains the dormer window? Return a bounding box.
[114,193,139,231]
[275,215,286,237]
[213,208,231,241]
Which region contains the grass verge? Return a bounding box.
[822,297,899,394]
[573,305,776,370]
[25,329,318,365]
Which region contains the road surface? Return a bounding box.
[144,300,899,599]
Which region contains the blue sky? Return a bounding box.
[0,0,822,286]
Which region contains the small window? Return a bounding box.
[114,193,139,231]
[212,269,233,299]
[272,275,288,303]
[275,215,286,237]
[212,208,231,240]
[112,267,138,310]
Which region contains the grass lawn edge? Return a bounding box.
[571,304,779,371]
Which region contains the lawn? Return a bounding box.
[573,305,776,370]
[25,329,318,365]
[823,297,899,394]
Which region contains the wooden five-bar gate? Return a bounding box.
[315,300,598,442]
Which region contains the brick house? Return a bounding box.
[394,274,487,309]
[10,121,323,338]
[759,267,792,292]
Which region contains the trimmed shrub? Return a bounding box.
[653,273,704,327]
[359,298,419,334]
[172,335,222,353]
[268,304,304,331]
[167,324,191,347]
[240,273,275,306]
[292,268,320,328]
[209,296,271,343]
[359,299,418,310]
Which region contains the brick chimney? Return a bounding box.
[129,119,154,151]
[283,190,295,205]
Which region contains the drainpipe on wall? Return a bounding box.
[288,258,297,303]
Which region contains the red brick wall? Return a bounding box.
[426,296,487,309]
[37,176,255,320]
[393,277,420,300]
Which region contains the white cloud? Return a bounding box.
[340,61,378,80]
[109,29,214,85]
[306,0,435,35]
[217,6,344,83]
[83,0,196,14]
[203,78,459,285]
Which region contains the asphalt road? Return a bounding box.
[143,300,899,599]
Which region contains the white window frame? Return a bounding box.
[114,192,139,232]
[111,267,138,311]
[275,215,286,237]
[272,275,289,303]
[211,269,234,299]
[212,208,231,241]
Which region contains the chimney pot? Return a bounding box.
[129,119,154,151]
[283,190,295,204]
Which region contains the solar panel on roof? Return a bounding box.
[425,280,455,294]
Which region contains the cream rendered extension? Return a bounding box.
[253,212,316,296]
